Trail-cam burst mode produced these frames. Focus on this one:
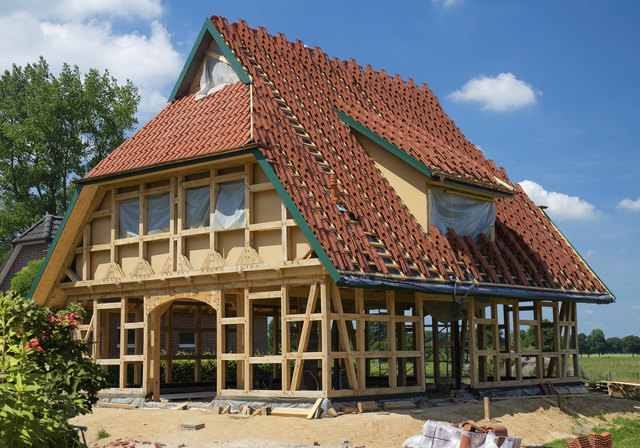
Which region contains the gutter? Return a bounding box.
[337,274,615,304]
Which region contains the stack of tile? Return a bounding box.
[402,420,522,448]
[564,432,612,448]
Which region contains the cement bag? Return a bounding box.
[421,421,463,448]
[402,435,430,448]
[479,432,499,448]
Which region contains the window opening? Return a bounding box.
[118,198,139,238]
[185,186,210,229]
[213,181,246,231]
[430,188,495,240]
[147,193,170,234]
[195,44,242,100]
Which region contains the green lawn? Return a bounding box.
[547,417,640,448]
[579,354,640,383]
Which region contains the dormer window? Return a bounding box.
[195,43,241,100]
[429,188,495,240]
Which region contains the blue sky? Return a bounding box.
[1,1,638,337]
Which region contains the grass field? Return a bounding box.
[579,354,640,383]
[548,417,640,448]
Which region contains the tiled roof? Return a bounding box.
[80,15,611,299]
[86,82,251,178]
[13,214,62,243]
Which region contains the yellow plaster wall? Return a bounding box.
[356,132,428,229]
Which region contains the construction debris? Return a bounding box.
[403,420,522,448]
[383,400,417,411]
[179,422,204,431]
[565,431,612,448]
[357,401,380,413]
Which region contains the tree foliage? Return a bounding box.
[0,57,139,259]
[587,328,607,357]
[0,290,108,446]
[10,258,44,297]
[621,335,640,357]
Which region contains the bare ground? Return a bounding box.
[71,395,640,448]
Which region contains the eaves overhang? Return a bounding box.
[337,273,615,304]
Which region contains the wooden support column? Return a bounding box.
[513,300,522,381]
[165,304,173,384]
[320,282,331,393]
[387,291,397,391]
[491,300,500,383]
[216,290,224,395]
[119,297,127,389]
[281,285,291,392]
[330,284,357,391]
[195,304,201,383]
[290,284,318,390]
[467,297,477,388]
[93,299,101,359]
[355,289,366,391]
[416,294,426,392]
[134,305,142,385]
[477,307,487,383]
[534,302,544,380]
[169,177,176,271]
[503,303,512,378]
[243,287,251,392]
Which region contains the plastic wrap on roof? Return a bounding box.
[212,181,246,231]
[430,188,495,240]
[195,44,241,100]
[118,198,139,238]
[185,186,210,229]
[147,193,170,234]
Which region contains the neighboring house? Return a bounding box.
[30,16,613,401]
[0,214,62,291]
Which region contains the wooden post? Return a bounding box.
[165,304,173,384]
[243,287,251,392]
[142,296,150,394]
[356,289,366,392]
[216,290,224,395]
[195,303,201,383]
[119,297,127,389]
[416,293,426,392]
[387,291,397,391]
[320,281,331,393]
[93,299,101,360]
[467,297,477,388]
[484,396,490,420]
[281,285,290,392]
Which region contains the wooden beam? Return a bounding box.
[290,283,318,391]
[330,284,357,391]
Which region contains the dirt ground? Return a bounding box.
[71,395,640,448]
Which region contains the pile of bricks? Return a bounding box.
[565,432,612,448]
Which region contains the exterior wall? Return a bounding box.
[0,242,49,291]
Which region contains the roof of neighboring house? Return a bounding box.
[12,214,62,244]
[77,16,612,302]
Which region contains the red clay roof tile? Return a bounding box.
[82,15,611,299]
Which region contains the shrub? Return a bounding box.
[0,291,108,447]
[10,258,43,297]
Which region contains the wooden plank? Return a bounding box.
[221,405,231,414]
[96,302,122,310]
[270,407,310,418]
[307,397,323,419]
[357,401,380,413]
[173,402,189,410]
[98,402,138,410]
[320,281,331,394]
[382,400,416,411]
[326,407,338,418]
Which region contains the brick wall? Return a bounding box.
[0,242,49,291]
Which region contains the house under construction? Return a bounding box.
[29,15,614,401]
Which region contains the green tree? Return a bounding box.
[578,332,592,356]
[0,290,108,446]
[10,258,44,296]
[606,336,622,354]
[587,328,607,357]
[0,57,139,260]
[621,335,640,357]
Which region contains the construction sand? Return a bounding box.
[71,395,640,448]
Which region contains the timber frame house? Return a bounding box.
[30,15,614,401]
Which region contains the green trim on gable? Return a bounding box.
[168,17,250,103]
[27,186,82,300]
[253,150,341,283]
[334,107,432,178]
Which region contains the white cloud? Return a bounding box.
[432,0,460,7]
[448,73,538,112]
[0,2,182,119]
[632,305,640,310]
[618,197,640,211]
[584,309,594,315]
[520,180,600,221]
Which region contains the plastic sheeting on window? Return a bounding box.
[195,44,241,100]
[185,186,210,229]
[430,188,496,241]
[118,198,139,239]
[147,193,170,234]
[213,181,246,231]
